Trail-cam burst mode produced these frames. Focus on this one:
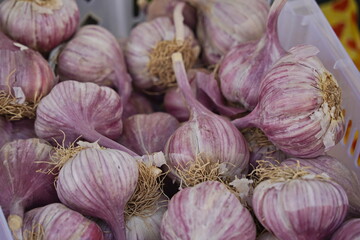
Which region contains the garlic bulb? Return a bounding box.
[57,25,132,103]
[282,155,360,216]
[161,181,256,240]
[23,203,104,240]
[0,0,79,53]
[165,53,249,183]
[0,139,58,239]
[119,112,179,155]
[218,0,287,110]
[242,128,286,169]
[35,80,129,152]
[125,3,199,91]
[0,118,37,148]
[331,218,360,240]
[56,148,139,240]
[0,32,56,120]
[188,0,269,64]
[233,45,345,158]
[252,163,348,240]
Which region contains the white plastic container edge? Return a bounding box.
[1,0,360,239]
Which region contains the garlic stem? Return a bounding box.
[8,200,24,240]
[173,2,185,43]
[80,129,138,156]
[232,110,259,129]
[171,52,210,115]
[265,0,287,51]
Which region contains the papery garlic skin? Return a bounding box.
[119,112,179,155]
[56,148,138,240]
[161,181,256,240]
[253,178,348,240]
[233,45,345,158]
[191,0,269,64]
[282,155,360,217]
[331,218,360,240]
[23,203,104,240]
[122,92,153,120]
[125,17,199,90]
[0,33,56,102]
[0,0,79,53]
[57,25,132,102]
[126,203,167,240]
[35,80,123,146]
[0,117,11,148]
[219,0,287,110]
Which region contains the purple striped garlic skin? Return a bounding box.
[0,0,79,53]
[0,138,58,237]
[119,112,179,155]
[35,80,123,146]
[56,148,138,240]
[165,53,250,181]
[218,0,287,110]
[233,45,345,158]
[331,218,360,240]
[161,181,256,240]
[57,25,132,103]
[23,203,104,240]
[253,178,348,240]
[192,0,269,64]
[282,155,360,217]
[125,17,199,90]
[0,36,56,102]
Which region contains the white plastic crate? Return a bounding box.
[1,0,360,239]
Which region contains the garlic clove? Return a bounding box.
[57,25,132,103]
[0,0,80,53]
[35,80,123,148]
[22,203,104,240]
[56,148,139,240]
[161,181,256,240]
[119,112,180,155]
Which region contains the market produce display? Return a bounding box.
[0,0,358,239]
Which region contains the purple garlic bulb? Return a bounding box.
[252,167,348,240]
[165,53,249,182]
[0,0,79,53]
[0,139,58,238]
[125,8,199,91]
[23,203,104,240]
[35,81,126,151]
[331,218,360,240]
[282,155,360,216]
[57,25,132,103]
[188,0,269,64]
[242,128,287,169]
[0,32,57,120]
[56,148,139,240]
[161,181,256,240]
[119,112,180,155]
[233,45,345,158]
[219,0,287,110]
